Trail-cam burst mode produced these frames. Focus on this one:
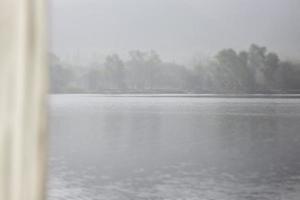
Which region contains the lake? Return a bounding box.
[48,95,300,200]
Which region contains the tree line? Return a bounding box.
[50,44,300,94]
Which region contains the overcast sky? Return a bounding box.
[49,0,300,64]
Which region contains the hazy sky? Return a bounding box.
[49,0,300,64]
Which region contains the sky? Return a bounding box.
[49,0,300,64]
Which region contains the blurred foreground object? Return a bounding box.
[0,0,48,200]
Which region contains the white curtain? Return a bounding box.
[0,0,48,200]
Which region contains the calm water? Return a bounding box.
[48,95,300,200]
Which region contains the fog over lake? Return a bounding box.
[48,0,300,199]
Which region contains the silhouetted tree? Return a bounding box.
[49,53,74,93]
[104,54,126,90]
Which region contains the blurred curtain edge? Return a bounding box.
[0,0,48,200]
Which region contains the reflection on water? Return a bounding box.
[48,95,300,200]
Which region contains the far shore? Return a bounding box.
[50,93,300,98]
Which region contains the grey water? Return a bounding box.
[48,95,300,200]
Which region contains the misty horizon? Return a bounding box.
[48,1,300,200]
[50,44,300,94]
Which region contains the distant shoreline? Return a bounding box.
[50,93,300,98]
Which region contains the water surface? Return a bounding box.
[48,95,300,200]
